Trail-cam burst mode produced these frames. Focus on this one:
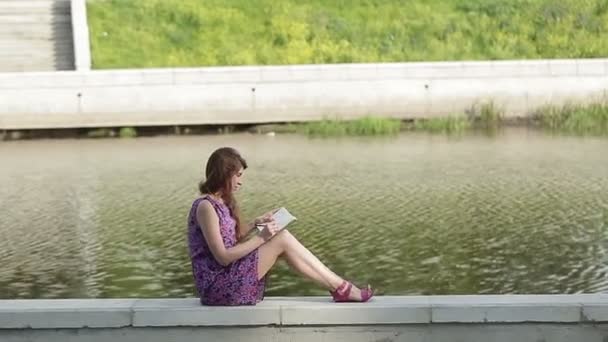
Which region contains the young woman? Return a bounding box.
[187,147,373,305]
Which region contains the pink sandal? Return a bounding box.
[330,281,374,302]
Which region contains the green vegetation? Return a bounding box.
[401,102,502,134]
[410,100,608,136]
[87,0,608,68]
[412,116,471,134]
[470,102,504,129]
[86,127,137,138]
[299,116,401,136]
[86,128,115,138]
[294,100,608,137]
[119,127,137,138]
[72,100,608,139]
[534,100,608,135]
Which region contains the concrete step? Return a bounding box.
[0,33,72,40]
[0,39,73,45]
[0,0,69,7]
[0,62,74,69]
[1,61,74,67]
[0,24,72,33]
[0,8,69,15]
[0,1,69,12]
[0,53,74,60]
[0,42,72,46]
[0,64,73,72]
[0,54,73,61]
[0,52,73,59]
[0,27,71,37]
[0,30,70,40]
[0,14,71,23]
[0,21,71,26]
[0,57,74,64]
[0,51,73,57]
[1,45,73,51]
[0,56,72,63]
[0,9,69,16]
[0,50,73,60]
[0,0,69,2]
[0,0,74,72]
[0,46,74,57]
[0,53,73,60]
[0,22,72,33]
[0,47,73,55]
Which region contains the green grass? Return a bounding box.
[86,128,115,138]
[299,116,401,136]
[534,101,608,135]
[471,102,504,128]
[412,116,471,134]
[119,127,137,138]
[87,0,608,68]
[287,100,608,137]
[409,102,501,134]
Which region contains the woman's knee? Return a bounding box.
[261,229,292,253]
[275,229,299,248]
[277,229,294,240]
[265,229,290,248]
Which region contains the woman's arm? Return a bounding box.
[196,200,266,266]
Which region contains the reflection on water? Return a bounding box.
[1,128,607,298]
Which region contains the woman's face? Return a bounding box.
[231,167,244,192]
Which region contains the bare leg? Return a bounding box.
[257,230,363,300]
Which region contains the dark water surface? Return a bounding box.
[1,129,607,298]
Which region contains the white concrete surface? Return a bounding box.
[0,298,134,328]
[0,59,607,129]
[1,295,608,341]
[3,324,608,342]
[70,0,90,71]
[132,298,280,326]
[1,295,608,324]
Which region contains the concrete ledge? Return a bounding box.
[0,299,135,329]
[2,295,608,342]
[1,59,607,129]
[1,59,607,89]
[2,295,608,329]
[132,298,280,327]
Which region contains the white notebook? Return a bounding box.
[272,207,297,230]
[257,207,297,231]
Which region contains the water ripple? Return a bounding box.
[1,129,607,298]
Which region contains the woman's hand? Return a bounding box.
[254,208,279,225]
[258,219,280,242]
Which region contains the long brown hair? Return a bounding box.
[198,147,248,239]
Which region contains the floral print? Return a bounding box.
[187,196,265,305]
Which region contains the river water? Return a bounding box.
[1,128,607,298]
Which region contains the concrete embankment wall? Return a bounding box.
[0,59,607,129]
[1,295,608,342]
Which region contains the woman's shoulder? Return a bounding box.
[195,196,219,218]
[195,194,213,208]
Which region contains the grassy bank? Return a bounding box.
[295,101,608,137]
[534,101,608,135]
[419,101,607,136]
[299,116,401,136]
[3,103,607,141]
[87,0,608,68]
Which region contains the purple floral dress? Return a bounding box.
[187,195,265,305]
